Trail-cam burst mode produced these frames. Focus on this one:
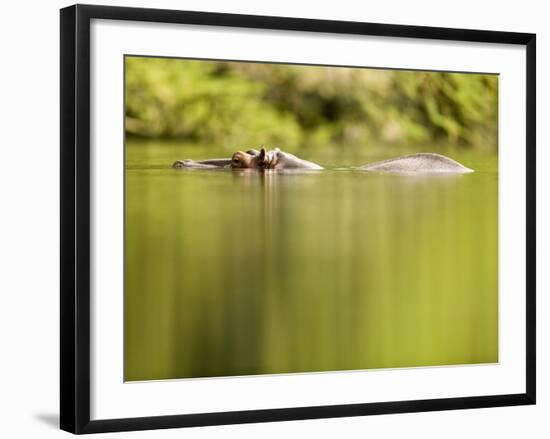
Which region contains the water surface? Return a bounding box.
[125,141,498,381]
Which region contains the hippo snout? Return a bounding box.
[172,160,191,169]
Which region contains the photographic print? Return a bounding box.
[124,56,499,382]
[61,5,536,433]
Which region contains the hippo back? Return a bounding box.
[359,153,473,174]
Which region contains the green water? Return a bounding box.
[125,141,498,381]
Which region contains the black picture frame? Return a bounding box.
[60,4,536,434]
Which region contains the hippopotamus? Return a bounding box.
[173,147,322,170]
[173,148,472,173]
[358,153,473,174]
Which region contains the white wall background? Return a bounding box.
[0,0,546,437]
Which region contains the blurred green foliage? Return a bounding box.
[125,57,498,151]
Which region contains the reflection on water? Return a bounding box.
[125,143,498,381]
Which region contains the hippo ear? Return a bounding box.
[259,147,267,160]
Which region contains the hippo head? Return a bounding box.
[231,147,273,169]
